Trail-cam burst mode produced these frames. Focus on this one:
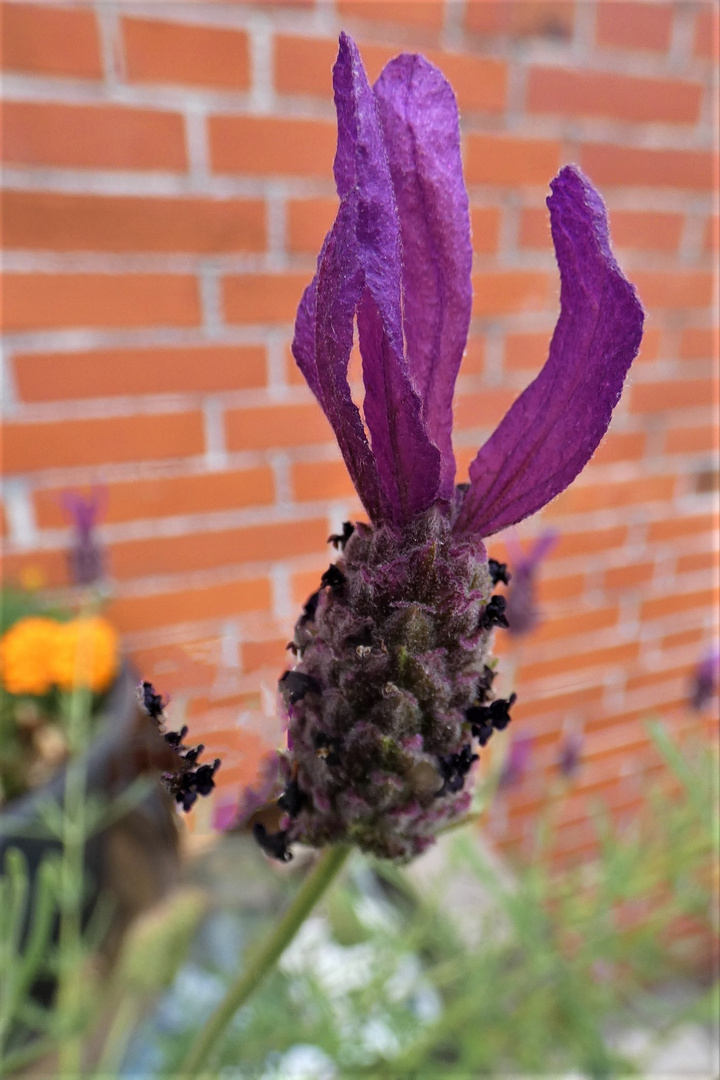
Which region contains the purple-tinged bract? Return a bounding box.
[263,33,644,862]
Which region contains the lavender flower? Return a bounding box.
[498,735,533,790]
[689,647,720,712]
[257,34,643,862]
[504,530,558,637]
[557,729,584,779]
[62,488,105,586]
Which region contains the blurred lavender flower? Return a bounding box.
[689,647,720,712]
[504,530,558,637]
[498,735,533,790]
[254,34,643,862]
[62,488,105,586]
[557,730,584,778]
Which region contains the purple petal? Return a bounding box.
[374,54,472,499]
[335,33,441,525]
[455,165,644,538]
[313,199,387,524]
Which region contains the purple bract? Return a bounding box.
[254,34,643,862]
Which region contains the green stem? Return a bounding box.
[57,677,92,1075]
[179,844,351,1078]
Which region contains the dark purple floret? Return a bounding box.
[253,823,292,863]
[481,595,510,631]
[279,670,321,705]
[488,559,511,587]
[329,522,355,550]
[138,681,221,813]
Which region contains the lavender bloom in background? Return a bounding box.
[504,531,559,637]
[252,33,643,862]
[689,647,720,712]
[62,488,105,586]
[558,730,584,779]
[498,735,533,790]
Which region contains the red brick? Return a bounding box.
[291,565,328,608]
[634,327,663,365]
[122,16,250,89]
[648,512,718,543]
[453,388,518,430]
[465,1,575,40]
[110,518,328,579]
[553,526,628,558]
[504,331,549,372]
[0,549,69,589]
[630,378,713,413]
[464,133,561,185]
[337,0,444,31]
[665,424,719,455]
[287,197,337,255]
[641,587,719,622]
[210,115,335,177]
[35,466,275,528]
[1,101,186,171]
[109,577,271,633]
[676,549,718,576]
[222,273,310,324]
[226,402,333,451]
[519,207,683,252]
[705,214,719,252]
[2,412,204,473]
[522,640,640,683]
[680,327,718,361]
[581,144,716,191]
[472,271,551,316]
[1,274,200,332]
[13,345,266,403]
[604,562,655,591]
[243,637,290,673]
[460,336,485,376]
[2,190,265,253]
[548,475,675,516]
[661,626,707,652]
[535,571,586,603]
[274,35,507,114]
[694,5,720,60]
[129,637,223,695]
[527,67,701,124]
[470,207,501,254]
[632,272,714,311]
[1,2,102,78]
[592,432,647,464]
[291,460,355,502]
[595,1,673,52]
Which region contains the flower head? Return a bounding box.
[50,616,119,693]
[256,34,643,862]
[689,647,720,712]
[0,616,61,696]
[504,530,558,637]
[62,488,105,587]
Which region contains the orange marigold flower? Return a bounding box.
[51,617,119,693]
[0,616,62,696]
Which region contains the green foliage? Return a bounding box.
[169,722,717,1079]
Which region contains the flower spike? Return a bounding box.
[274,36,643,864]
[455,165,644,538]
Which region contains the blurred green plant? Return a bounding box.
[149,719,717,1079]
[1,717,716,1079]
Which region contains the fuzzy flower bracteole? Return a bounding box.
[248,34,643,863]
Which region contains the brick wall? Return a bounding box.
[2,0,718,855]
